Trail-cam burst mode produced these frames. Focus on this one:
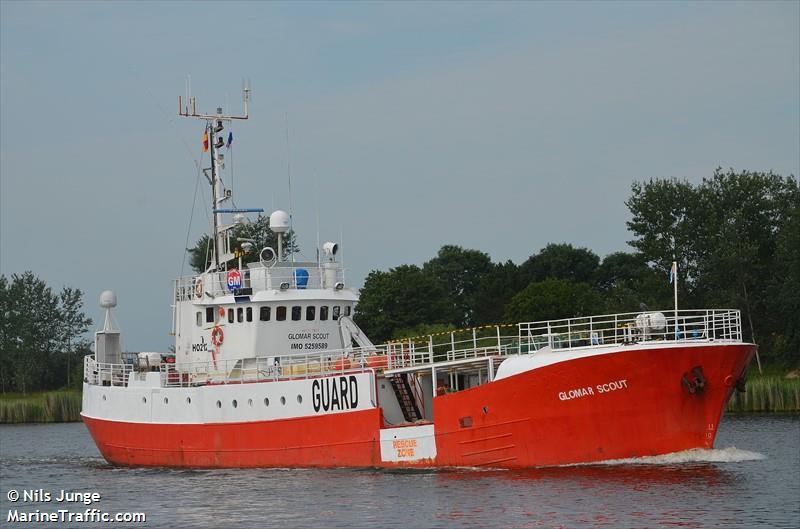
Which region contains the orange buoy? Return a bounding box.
[365,354,388,369]
[332,358,351,371]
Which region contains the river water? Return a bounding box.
[1,414,798,528]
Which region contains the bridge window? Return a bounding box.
[344,305,351,317]
[260,306,271,321]
[306,306,315,321]
[320,306,329,321]
[196,312,202,326]
[205,307,215,323]
[237,307,244,323]
[332,306,341,320]
[228,309,234,324]
[291,306,302,321]
[246,307,253,322]
[276,306,287,321]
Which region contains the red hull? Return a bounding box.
[83,343,754,468]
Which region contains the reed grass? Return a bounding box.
[0,391,82,423]
[727,375,800,413]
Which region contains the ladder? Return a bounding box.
[388,373,422,422]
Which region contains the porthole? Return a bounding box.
[164,397,169,405]
[232,399,238,408]
[186,396,192,405]
[280,396,286,405]
[142,396,147,404]
[248,398,253,407]
[216,400,222,408]
[297,395,303,404]
[264,398,270,407]
[102,395,107,401]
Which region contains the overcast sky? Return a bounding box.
[1,1,798,351]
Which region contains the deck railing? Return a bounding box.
[518,309,742,353]
[84,309,743,389]
[175,264,346,301]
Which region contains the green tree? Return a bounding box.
[188,214,298,273]
[505,279,605,323]
[0,273,92,393]
[595,252,667,312]
[354,265,456,342]
[423,245,493,326]
[625,178,703,305]
[519,243,600,285]
[471,260,521,325]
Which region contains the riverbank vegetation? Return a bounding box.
[727,375,800,413]
[0,390,82,423]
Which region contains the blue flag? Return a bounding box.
[226,131,233,149]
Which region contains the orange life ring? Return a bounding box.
[194,278,204,299]
[211,325,224,346]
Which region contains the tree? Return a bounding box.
[471,260,521,325]
[594,252,667,312]
[354,265,456,342]
[767,186,800,363]
[0,272,92,393]
[423,245,493,326]
[625,178,704,306]
[505,279,605,323]
[519,244,600,285]
[187,214,298,273]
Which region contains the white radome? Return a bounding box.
[269,210,290,233]
[100,290,117,309]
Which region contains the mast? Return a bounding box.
[178,86,252,271]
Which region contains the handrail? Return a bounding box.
[84,309,743,389]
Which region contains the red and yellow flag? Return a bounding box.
[202,129,209,152]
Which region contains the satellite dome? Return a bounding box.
[100,290,117,309]
[270,210,290,234]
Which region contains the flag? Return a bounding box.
[202,129,209,152]
[226,131,233,149]
[669,262,677,284]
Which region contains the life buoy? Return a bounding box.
[211,325,224,346]
[194,278,204,299]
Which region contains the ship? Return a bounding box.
[81,88,755,468]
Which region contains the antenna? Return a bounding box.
[285,112,295,265]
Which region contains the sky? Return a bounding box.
[1,1,798,351]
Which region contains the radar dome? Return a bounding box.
[100,290,117,309]
[269,210,290,234]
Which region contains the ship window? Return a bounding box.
[344,305,351,316]
[297,395,303,404]
[228,309,234,324]
[291,306,301,321]
[276,306,287,321]
[232,399,238,408]
[280,396,286,405]
[260,306,271,321]
[320,306,329,321]
[216,400,222,408]
[248,398,253,407]
[196,312,202,326]
[237,307,244,323]
[264,397,270,407]
[246,307,253,322]
[206,307,215,323]
[306,306,315,321]
[332,306,341,320]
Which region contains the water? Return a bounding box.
[1,415,798,528]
